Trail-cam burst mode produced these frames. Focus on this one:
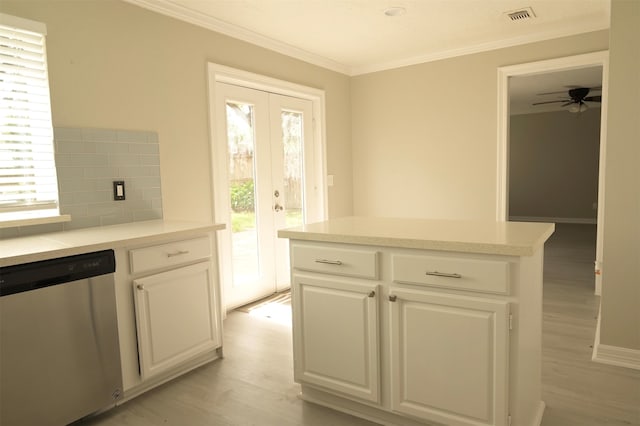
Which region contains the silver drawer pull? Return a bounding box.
[167,250,189,258]
[315,259,343,265]
[426,271,462,279]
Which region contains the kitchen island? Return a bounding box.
[279,216,554,426]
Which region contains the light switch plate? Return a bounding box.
[113,181,125,201]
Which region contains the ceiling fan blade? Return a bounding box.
[536,90,569,96]
[537,86,602,96]
[531,99,570,105]
[584,95,602,102]
[562,101,575,107]
[566,85,602,90]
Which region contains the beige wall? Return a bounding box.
[0,0,353,221]
[600,0,640,350]
[351,31,608,220]
[509,109,601,221]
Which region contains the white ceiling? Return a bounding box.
[125,0,610,76]
[125,0,609,114]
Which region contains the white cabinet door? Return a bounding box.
[133,261,221,379]
[389,288,509,426]
[292,273,380,403]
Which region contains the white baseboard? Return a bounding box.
[509,216,597,225]
[533,401,546,426]
[592,313,640,370]
[593,344,640,370]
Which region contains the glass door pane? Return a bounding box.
[281,110,304,228]
[226,101,259,285]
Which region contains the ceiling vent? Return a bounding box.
[505,7,536,22]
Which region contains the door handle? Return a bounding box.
[274,203,284,212]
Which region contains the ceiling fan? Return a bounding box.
[532,86,602,113]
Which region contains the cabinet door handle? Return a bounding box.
[136,284,145,291]
[167,250,189,258]
[389,295,397,302]
[425,271,462,279]
[314,259,343,265]
[368,291,375,298]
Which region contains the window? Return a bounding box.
[0,13,63,225]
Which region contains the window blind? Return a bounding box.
[0,15,59,214]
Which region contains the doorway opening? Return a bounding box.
[496,51,609,295]
[208,64,327,311]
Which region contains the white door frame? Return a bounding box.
[207,63,328,310]
[496,50,609,295]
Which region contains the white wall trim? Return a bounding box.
[123,0,349,75]
[207,63,328,222]
[509,216,597,225]
[593,345,640,370]
[352,24,609,76]
[532,401,546,426]
[593,312,640,370]
[206,63,328,311]
[0,12,47,34]
[497,50,609,296]
[123,0,607,77]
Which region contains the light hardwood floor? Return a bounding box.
[84,224,639,426]
[539,224,640,426]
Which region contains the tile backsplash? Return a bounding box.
[1,127,163,238]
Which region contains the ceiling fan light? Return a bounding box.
[568,102,588,113]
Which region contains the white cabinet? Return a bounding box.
[287,239,544,426]
[133,261,221,379]
[389,288,509,426]
[292,273,379,402]
[115,233,222,398]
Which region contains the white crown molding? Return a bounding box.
[123,0,608,77]
[122,0,350,75]
[351,23,610,76]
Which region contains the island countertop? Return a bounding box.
[278,216,554,256]
[0,220,225,267]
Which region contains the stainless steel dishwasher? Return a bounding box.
[0,250,123,426]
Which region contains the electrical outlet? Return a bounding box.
[113,181,125,201]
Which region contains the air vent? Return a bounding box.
[505,7,536,22]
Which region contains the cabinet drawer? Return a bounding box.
[392,254,509,294]
[291,244,378,279]
[130,236,211,274]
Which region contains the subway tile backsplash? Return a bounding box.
[55,127,163,230]
[0,128,163,238]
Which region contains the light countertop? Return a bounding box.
[278,216,554,256]
[1,220,225,267]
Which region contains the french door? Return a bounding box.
[214,82,316,309]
